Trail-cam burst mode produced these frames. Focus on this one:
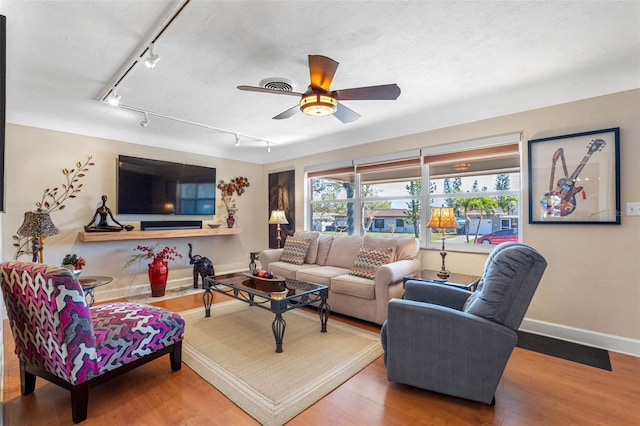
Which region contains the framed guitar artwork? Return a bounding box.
[528,127,620,225]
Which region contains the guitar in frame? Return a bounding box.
[540,138,606,217]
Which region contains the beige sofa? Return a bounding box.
[259,232,421,325]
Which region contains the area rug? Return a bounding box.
[180,300,383,425]
[126,285,202,304]
[516,330,612,371]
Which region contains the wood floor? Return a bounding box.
[3,292,639,425]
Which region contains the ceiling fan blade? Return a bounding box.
[308,55,339,92]
[237,85,303,97]
[273,105,300,120]
[334,102,361,124]
[332,83,401,100]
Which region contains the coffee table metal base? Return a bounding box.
[203,276,330,353]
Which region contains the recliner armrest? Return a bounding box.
[404,280,472,310]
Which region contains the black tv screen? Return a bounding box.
[117,155,216,215]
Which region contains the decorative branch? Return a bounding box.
[13,156,95,259]
[37,156,95,213]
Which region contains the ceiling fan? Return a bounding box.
[237,55,401,124]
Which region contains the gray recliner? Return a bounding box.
[381,242,547,405]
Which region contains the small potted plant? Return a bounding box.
[124,244,183,297]
[61,253,86,277]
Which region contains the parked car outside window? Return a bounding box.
[476,228,519,245]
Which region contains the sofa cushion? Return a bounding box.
[315,235,334,266]
[364,235,397,261]
[268,261,317,280]
[280,237,311,265]
[331,274,376,300]
[296,266,351,287]
[396,237,419,261]
[325,235,363,269]
[349,246,394,280]
[295,231,320,264]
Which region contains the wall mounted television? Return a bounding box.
[117,155,216,215]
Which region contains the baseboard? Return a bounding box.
[520,318,640,358]
[96,268,249,302]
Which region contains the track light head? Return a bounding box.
[266,141,271,153]
[106,88,121,106]
[140,112,150,128]
[144,44,161,69]
[234,134,240,146]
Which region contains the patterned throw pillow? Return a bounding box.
[280,237,312,265]
[349,246,393,280]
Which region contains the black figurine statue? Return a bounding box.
[188,243,215,288]
[85,195,134,232]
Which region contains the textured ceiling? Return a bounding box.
[2,1,639,164]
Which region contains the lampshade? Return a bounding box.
[268,210,289,225]
[299,93,338,117]
[426,207,459,230]
[17,210,59,238]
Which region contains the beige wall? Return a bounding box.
[1,125,268,299]
[266,89,640,346]
[2,90,638,352]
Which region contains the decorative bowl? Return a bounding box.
[270,290,288,300]
[207,223,221,229]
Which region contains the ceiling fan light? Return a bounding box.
[300,94,337,117]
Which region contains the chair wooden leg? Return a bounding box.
[19,360,36,395]
[170,341,183,372]
[71,383,90,424]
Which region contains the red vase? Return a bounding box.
[148,258,168,297]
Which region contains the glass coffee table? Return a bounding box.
[203,274,330,353]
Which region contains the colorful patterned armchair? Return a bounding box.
[0,260,186,423]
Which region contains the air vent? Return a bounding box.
[259,77,294,92]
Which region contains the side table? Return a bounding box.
[404,270,481,292]
[79,275,113,306]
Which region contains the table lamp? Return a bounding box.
[17,209,59,263]
[268,210,289,248]
[426,206,459,280]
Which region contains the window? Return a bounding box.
[425,134,522,251]
[307,154,421,237]
[309,167,355,233]
[305,134,522,253]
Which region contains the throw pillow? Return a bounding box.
[294,231,320,264]
[349,246,393,280]
[280,237,312,265]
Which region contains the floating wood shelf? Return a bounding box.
[79,227,242,242]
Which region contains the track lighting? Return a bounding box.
[144,43,161,69]
[112,104,272,151]
[140,112,150,128]
[106,88,121,106]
